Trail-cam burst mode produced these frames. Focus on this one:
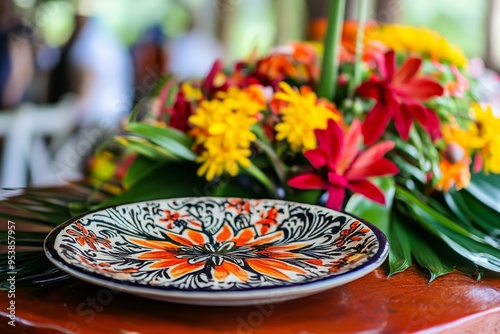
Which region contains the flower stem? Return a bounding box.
[317,0,346,101]
[349,0,369,98]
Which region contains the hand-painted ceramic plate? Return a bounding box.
[44,197,388,306]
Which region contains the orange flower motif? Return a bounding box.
[254,208,279,234]
[66,222,112,251]
[226,199,252,214]
[334,221,371,248]
[159,210,191,229]
[129,221,314,282]
[329,252,368,273]
[79,256,138,275]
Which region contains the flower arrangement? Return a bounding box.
[86,13,500,281]
[2,2,499,287]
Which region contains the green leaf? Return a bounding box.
[444,191,498,246]
[392,156,426,181]
[431,235,483,280]
[397,187,500,272]
[446,190,500,241]
[128,98,145,123]
[460,191,500,236]
[0,231,47,242]
[467,171,500,212]
[394,136,421,162]
[408,127,427,171]
[126,123,195,161]
[114,136,179,161]
[439,230,500,273]
[0,201,69,226]
[254,139,288,184]
[124,156,167,189]
[151,74,176,98]
[213,177,266,198]
[0,212,56,226]
[95,162,207,209]
[285,189,322,205]
[242,163,276,197]
[345,177,395,235]
[388,214,413,276]
[406,224,455,282]
[396,187,473,239]
[0,251,71,288]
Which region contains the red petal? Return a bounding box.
[409,106,442,140]
[399,78,444,100]
[203,60,223,94]
[393,57,421,85]
[346,158,399,180]
[357,81,383,100]
[347,180,386,205]
[393,105,414,140]
[384,51,396,81]
[355,141,395,165]
[304,148,328,169]
[338,119,362,174]
[347,141,396,177]
[328,172,348,187]
[321,119,344,170]
[362,102,392,145]
[473,153,483,173]
[326,186,346,210]
[288,173,327,190]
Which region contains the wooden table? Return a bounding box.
[0,266,499,334]
[1,187,499,333]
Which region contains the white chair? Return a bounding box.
[0,95,78,188]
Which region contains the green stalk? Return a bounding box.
[349,0,368,98]
[317,0,346,100]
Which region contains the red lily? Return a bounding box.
[166,90,194,132]
[202,60,230,97]
[357,51,444,145]
[288,119,399,210]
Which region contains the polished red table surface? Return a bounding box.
[0,265,499,334]
[1,187,499,333]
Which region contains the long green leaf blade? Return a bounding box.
[388,214,413,276]
[407,227,454,282]
[126,123,195,161]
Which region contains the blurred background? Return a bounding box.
[0,0,498,189]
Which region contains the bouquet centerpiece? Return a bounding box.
[2,0,500,288]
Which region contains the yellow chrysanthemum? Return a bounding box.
[189,86,264,181]
[181,83,202,101]
[196,138,252,181]
[273,82,340,152]
[367,25,468,67]
[442,104,500,174]
[482,135,500,174]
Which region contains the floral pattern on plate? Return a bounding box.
[45,197,387,303]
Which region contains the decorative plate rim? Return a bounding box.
[44,197,389,299]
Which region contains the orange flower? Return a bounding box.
[257,54,298,80]
[256,42,319,82]
[309,19,382,63]
[436,143,471,192]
